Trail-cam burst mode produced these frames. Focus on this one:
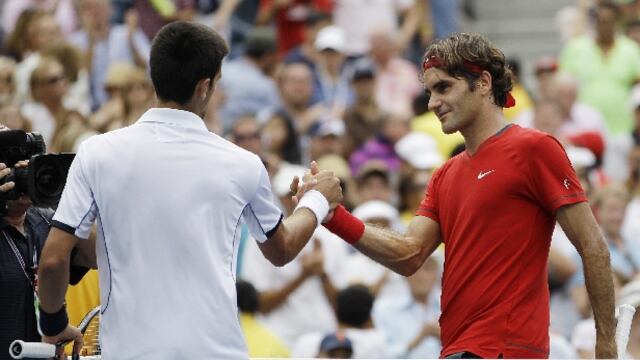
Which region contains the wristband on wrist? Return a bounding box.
[323,204,365,244]
[295,189,330,227]
[39,304,69,336]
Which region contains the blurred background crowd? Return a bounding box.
[1,0,640,358]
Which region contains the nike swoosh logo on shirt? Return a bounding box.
[477,170,496,179]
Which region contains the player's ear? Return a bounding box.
[195,78,211,101]
[478,71,492,95]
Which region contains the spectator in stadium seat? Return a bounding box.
[284,11,332,105]
[560,0,640,136]
[22,56,93,151]
[5,9,63,104]
[373,256,442,358]
[592,183,640,283]
[316,332,354,359]
[217,27,280,133]
[313,25,352,118]
[369,29,422,117]
[69,0,150,109]
[349,112,410,176]
[2,0,78,36]
[255,0,333,57]
[342,58,386,157]
[236,279,290,358]
[41,41,92,117]
[292,285,387,358]
[353,162,396,205]
[262,62,327,165]
[516,72,607,138]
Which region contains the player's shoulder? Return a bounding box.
[506,124,557,149]
[211,132,263,164]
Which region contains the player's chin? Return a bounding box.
[440,120,459,135]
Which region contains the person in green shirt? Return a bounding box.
[560,1,640,135]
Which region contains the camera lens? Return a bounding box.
[34,160,64,197]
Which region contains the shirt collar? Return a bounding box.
[136,108,209,132]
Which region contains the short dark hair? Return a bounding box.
[593,0,621,19]
[336,285,373,327]
[305,11,332,27]
[244,27,277,59]
[422,33,513,108]
[150,21,228,105]
[236,280,259,313]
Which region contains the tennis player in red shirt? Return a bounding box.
[299,33,617,358]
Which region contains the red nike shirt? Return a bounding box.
[417,125,587,358]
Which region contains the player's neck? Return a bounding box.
[156,100,204,119]
[461,105,508,155]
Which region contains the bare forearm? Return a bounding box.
[558,203,616,357]
[38,257,70,312]
[320,272,337,310]
[256,4,276,25]
[259,208,318,266]
[581,237,616,340]
[215,0,240,22]
[128,36,146,69]
[71,238,96,269]
[354,225,438,276]
[259,271,309,313]
[396,1,426,51]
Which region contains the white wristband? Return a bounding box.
[295,189,330,227]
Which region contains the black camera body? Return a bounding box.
[0,130,75,208]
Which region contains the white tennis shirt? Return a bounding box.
[53,108,283,359]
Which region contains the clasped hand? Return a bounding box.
[288,161,343,222]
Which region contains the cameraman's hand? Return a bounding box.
[0,163,15,193]
[14,160,28,168]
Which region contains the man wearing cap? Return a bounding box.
[342,58,387,156]
[314,25,352,118]
[217,27,281,133]
[317,332,354,359]
[296,33,617,358]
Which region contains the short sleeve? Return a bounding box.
[416,166,443,222]
[242,163,283,243]
[52,143,97,239]
[527,135,587,214]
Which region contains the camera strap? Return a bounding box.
[3,229,41,334]
[2,231,37,290]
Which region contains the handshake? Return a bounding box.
[288,161,343,224]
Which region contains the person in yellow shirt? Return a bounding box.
[503,58,533,121]
[237,280,290,358]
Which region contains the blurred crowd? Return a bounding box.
[0,0,639,358]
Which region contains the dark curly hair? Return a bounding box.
[422,33,513,108]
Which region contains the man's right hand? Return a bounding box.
[310,170,342,211]
[0,163,15,193]
[42,324,84,360]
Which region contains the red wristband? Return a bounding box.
[323,205,365,244]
